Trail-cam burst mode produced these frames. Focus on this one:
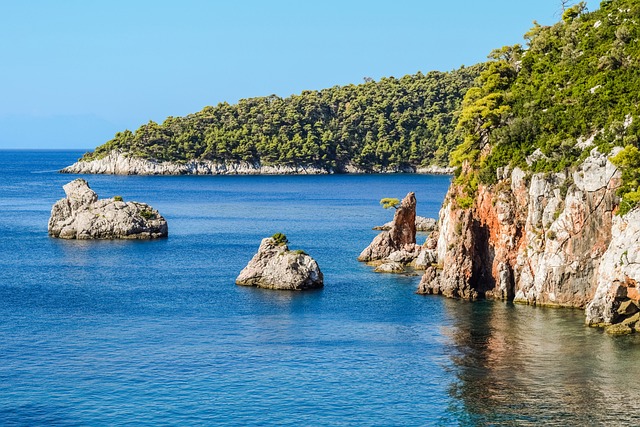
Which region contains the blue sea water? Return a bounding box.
[1,150,639,426]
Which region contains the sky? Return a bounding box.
[0,0,598,149]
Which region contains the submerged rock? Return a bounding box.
[374,262,405,273]
[236,236,323,290]
[48,179,167,239]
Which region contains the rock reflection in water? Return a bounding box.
[441,299,640,425]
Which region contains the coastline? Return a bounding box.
[61,150,455,176]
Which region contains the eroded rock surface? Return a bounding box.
[48,179,167,239]
[585,208,640,330]
[236,237,323,290]
[418,147,640,330]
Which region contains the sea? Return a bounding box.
[0,150,639,426]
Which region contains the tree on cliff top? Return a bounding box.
[380,198,401,210]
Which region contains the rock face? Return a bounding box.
[419,147,640,329]
[48,179,168,239]
[373,215,437,232]
[61,150,455,176]
[236,237,323,290]
[585,207,640,330]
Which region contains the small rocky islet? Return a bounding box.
[48,178,168,240]
[235,233,323,290]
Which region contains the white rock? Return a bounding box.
[236,237,323,290]
[48,179,168,239]
[373,216,436,232]
[62,150,455,176]
[374,262,405,273]
[413,249,436,270]
[586,208,640,325]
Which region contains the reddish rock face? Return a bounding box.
[358,192,417,262]
[390,192,417,247]
[419,148,628,325]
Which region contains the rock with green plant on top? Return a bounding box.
[236,233,323,290]
[48,178,167,239]
[359,192,418,262]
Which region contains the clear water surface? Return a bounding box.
[0,150,639,426]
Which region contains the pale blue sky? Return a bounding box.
[0,0,597,149]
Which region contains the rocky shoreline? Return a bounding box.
[58,149,640,334]
[61,150,455,176]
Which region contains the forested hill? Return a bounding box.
[450,0,640,212]
[80,66,483,171]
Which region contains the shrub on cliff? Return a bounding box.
[271,233,289,246]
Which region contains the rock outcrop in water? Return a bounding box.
[358,192,418,263]
[373,216,437,232]
[48,179,168,239]
[358,192,437,273]
[236,235,323,290]
[418,147,640,332]
[61,150,454,176]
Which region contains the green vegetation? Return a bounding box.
[292,249,308,256]
[380,197,401,209]
[139,209,154,220]
[271,232,289,246]
[81,66,484,171]
[451,0,640,213]
[611,145,640,215]
[113,195,123,202]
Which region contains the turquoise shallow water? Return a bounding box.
[1,150,639,426]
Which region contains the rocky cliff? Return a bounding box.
[48,179,168,239]
[61,150,454,176]
[418,148,640,332]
